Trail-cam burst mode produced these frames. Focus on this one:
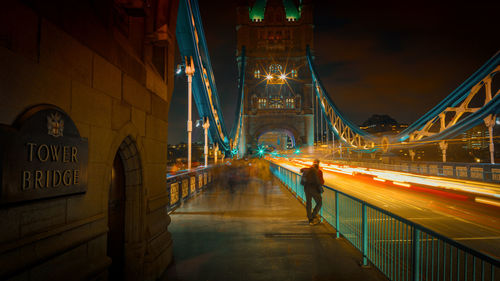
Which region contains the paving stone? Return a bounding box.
[161,168,388,281]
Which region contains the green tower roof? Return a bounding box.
[283,0,300,20]
[249,0,301,22]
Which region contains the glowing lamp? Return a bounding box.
[266,74,272,80]
[280,74,287,80]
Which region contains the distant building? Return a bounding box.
[360,114,408,135]
[462,124,490,151]
[168,142,207,166]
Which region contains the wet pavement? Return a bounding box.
[161,162,388,281]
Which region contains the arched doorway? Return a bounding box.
[108,152,126,279]
[107,136,143,280]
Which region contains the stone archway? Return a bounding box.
[107,135,144,280]
[242,113,314,155]
[257,128,297,149]
[253,124,301,147]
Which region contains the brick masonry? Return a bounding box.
[0,1,179,280]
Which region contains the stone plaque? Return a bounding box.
[0,105,88,204]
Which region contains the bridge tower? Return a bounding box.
[236,0,314,155]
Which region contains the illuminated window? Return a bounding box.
[291,69,297,78]
[269,64,282,74]
[258,98,267,109]
[269,97,283,109]
[285,98,294,108]
[254,69,260,78]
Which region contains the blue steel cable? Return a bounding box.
[396,51,500,142]
[230,46,246,144]
[176,0,230,151]
[306,44,499,150]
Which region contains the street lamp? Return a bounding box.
[214,143,218,164]
[185,56,195,170]
[175,64,184,75]
[279,73,287,80]
[202,117,210,167]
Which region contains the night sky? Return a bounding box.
[168,0,500,144]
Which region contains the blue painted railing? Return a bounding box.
[270,162,499,281]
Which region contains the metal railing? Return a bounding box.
[166,166,214,211]
[331,159,500,183]
[270,162,499,281]
[295,146,500,183]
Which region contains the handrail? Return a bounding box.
[167,165,212,180]
[166,166,215,210]
[322,157,500,183]
[270,161,499,280]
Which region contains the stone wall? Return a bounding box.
[0,1,178,280]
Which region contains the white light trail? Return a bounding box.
[276,157,500,200]
[393,181,411,188]
[475,197,500,207]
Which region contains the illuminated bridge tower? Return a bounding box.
[236,0,314,154]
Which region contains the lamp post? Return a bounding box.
[203,117,210,166]
[484,115,496,164]
[185,56,195,170]
[214,143,218,164]
[439,140,448,163]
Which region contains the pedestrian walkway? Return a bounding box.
[161,172,388,281]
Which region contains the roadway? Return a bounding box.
[269,157,500,259]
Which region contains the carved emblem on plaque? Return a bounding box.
[47,112,64,137]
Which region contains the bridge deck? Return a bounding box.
[161,171,387,281]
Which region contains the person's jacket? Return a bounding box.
[300,166,324,187]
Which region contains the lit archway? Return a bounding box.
[257,129,296,150]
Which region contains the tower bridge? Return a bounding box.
[236,0,315,154]
[173,0,500,279]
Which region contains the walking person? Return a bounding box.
[300,159,324,225]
